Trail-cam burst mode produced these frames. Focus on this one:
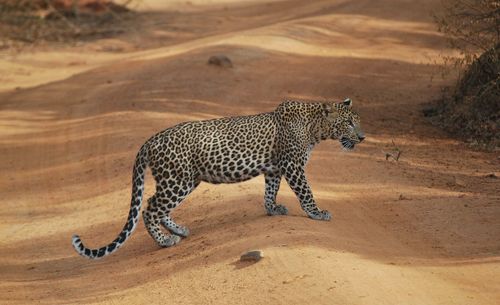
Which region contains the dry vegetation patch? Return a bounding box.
[429,0,499,150]
[0,0,134,46]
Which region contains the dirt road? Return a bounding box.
[1,0,499,304]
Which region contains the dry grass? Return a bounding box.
[431,0,499,149]
[0,0,135,48]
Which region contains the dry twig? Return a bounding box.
[383,140,402,161]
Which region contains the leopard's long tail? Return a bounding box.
[71,143,149,259]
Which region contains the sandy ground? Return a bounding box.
[1,0,499,304]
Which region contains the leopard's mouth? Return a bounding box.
[340,137,355,150]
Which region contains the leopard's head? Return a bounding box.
[321,98,365,150]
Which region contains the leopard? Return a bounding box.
[72,98,365,259]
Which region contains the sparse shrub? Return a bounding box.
[0,0,135,47]
[431,0,499,149]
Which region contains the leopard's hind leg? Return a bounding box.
[159,177,199,238]
[143,174,199,247]
[161,214,190,237]
[264,171,288,216]
[143,194,181,247]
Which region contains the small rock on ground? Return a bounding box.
[208,55,233,68]
[454,176,467,187]
[240,250,263,262]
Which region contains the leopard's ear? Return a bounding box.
[343,98,352,108]
[322,103,339,119]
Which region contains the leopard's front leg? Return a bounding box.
[264,171,288,216]
[281,162,331,221]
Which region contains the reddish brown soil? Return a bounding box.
[0,1,499,304]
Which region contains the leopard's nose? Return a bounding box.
[358,135,365,142]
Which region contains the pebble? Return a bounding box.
[208,55,233,68]
[240,250,263,262]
